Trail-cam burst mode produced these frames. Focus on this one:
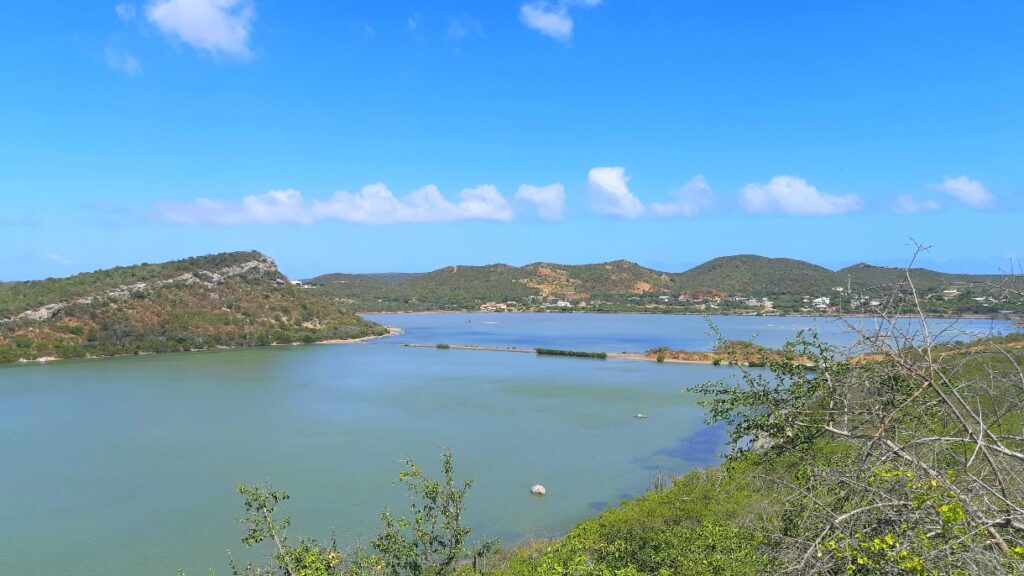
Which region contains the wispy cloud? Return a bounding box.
[447,14,483,39]
[893,194,941,214]
[355,22,376,39]
[115,2,137,21]
[0,216,39,227]
[588,167,645,218]
[42,252,74,266]
[105,47,142,74]
[157,185,515,225]
[520,0,600,42]
[145,0,255,59]
[516,183,566,220]
[739,176,862,215]
[650,175,716,218]
[933,176,994,208]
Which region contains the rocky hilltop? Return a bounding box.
[0,251,385,364]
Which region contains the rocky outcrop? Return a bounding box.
[5,255,280,324]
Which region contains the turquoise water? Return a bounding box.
[0,313,1012,575]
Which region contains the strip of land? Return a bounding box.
[403,343,739,365]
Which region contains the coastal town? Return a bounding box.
[475,282,1013,316]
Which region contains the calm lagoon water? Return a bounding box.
[0,313,1013,575]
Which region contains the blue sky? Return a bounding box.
[1,1,1021,280]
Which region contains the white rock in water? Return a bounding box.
[530,484,546,496]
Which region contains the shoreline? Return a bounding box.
[315,326,403,344]
[362,309,1018,322]
[6,325,404,367]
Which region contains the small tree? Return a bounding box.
[224,451,478,576]
[369,450,473,576]
[229,481,342,576]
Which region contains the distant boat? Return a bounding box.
[483,321,499,325]
[635,413,648,419]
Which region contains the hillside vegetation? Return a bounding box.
[308,255,1019,316]
[207,324,1024,575]
[0,251,385,364]
[478,327,1024,575]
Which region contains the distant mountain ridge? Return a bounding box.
[0,251,385,364]
[308,254,1011,313]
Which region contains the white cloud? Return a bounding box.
[146,0,255,59]
[933,176,994,208]
[157,184,515,225]
[520,0,600,41]
[42,252,73,266]
[893,194,941,214]
[356,22,376,39]
[105,47,142,74]
[115,2,137,21]
[516,183,566,220]
[650,175,716,217]
[588,166,645,218]
[739,176,862,215]
[447,14,483,39]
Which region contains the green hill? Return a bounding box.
[308,254,1018,315]
[674,255,837,296]
[0,251,386,364]
[839,262,1003,293]
[309,260,679,311]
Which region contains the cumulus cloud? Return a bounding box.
[893,194,941,214]
[933,176,994,208]
[588,166,645,218]
[650,175,716,217]
[146,0,255,59]
[157,184,515,225]
[739,176,862,215]
[516,183,566,220]
[105,47,142,74]
[520,0,600,41]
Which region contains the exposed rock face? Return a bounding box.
[5,255,280,324]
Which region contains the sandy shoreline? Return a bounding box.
[316,326,403,344]
[7,326,404,366]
